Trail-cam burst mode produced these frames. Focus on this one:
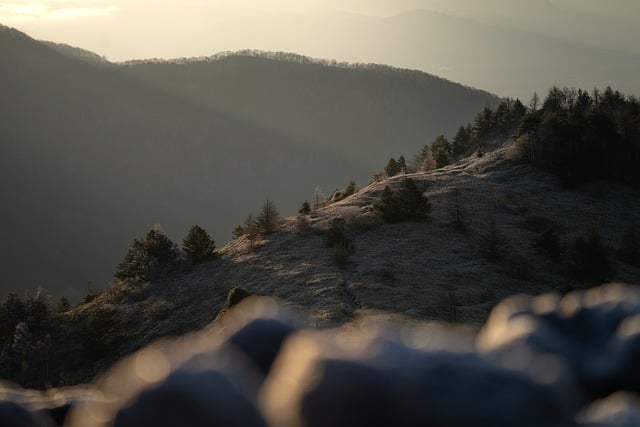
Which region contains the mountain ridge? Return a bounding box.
[0,25,500,298]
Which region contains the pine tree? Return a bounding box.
[431,135,452,168]
[397,156,407,174]
[451,126,472,156]
[396,178,431,221]
[232,225,246,239]
[115,239,150,283]
[182,225,216,264]
[373,186,400,222]
[385,157,401,177]
[145,227,178,263]
[343,180,357,197]
[298,201,311,215]
[256,199,280,234]
[374,179,430,223]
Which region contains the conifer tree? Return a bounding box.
[385,157,401,177]
[374,178,430,223]
[182,225,216,264]
[256,199,280,234]
[397,156,407,174]
[145,227,178,263]
[298,201,311,215]
[431,135,452,168]
[115,239,150,283]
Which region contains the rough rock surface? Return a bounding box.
[2,284,640,426]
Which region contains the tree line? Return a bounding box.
[381,86,639,190]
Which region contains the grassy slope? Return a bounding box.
[59,138,640,383]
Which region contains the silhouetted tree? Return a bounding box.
[374,178,431,223]
[56,297,70,313]
[385,157,401,177]
[430,135,452,168]
[529,92,540,111]
[256,199,280,234]
[182,225,216,264]
[451,125,473,156]
[298,201,311,215]
[145,226,178,263]
[397,156,407,174]
[232,225,246,239]
[115,239,150,283]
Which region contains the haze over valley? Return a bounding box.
[1,3,640,425]
[0,25,498,298]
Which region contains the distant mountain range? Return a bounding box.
[0,25,499,299]
[11,3,639,100]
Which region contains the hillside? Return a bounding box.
[0,25,499,299]
[118,52,498,166]
[21,135,640,386]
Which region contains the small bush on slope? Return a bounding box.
[374,178,431,223]
[566,227,611,283]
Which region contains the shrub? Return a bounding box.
[534,225,563,259]
[298,201,311,215]
[326,221,354,269]
[373,178,431,223]
[481,218,507,261]
[567,227,610,283]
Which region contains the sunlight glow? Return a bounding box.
[0,1,117,22]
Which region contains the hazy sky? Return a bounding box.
[4,1,638,58]
[3,0,639,98]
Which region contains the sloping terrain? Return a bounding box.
[0,25,498,298]
[53,137,640,383]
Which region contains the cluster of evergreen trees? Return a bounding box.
[382,98,527,177]
[116,224,216,283]
[0,290,58,388]
[374,178,431,223]
[232,199,281,241]
[382,86,639,190]
[413,98,527,171]
[516,86,640,187]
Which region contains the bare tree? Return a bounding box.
[313,186,326,210]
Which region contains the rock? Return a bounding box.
[66,297,294,427]
[578,392,640,427]
[261,326,576,427]
[113,370,267,427]
[0,401,47,427]
[478,283,640,400]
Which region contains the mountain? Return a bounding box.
[118,53,498,166]
[0,25,499,299]
[7,133,640,387]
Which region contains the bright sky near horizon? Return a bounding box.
[3,0,637,59]
[3,0,638,99]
